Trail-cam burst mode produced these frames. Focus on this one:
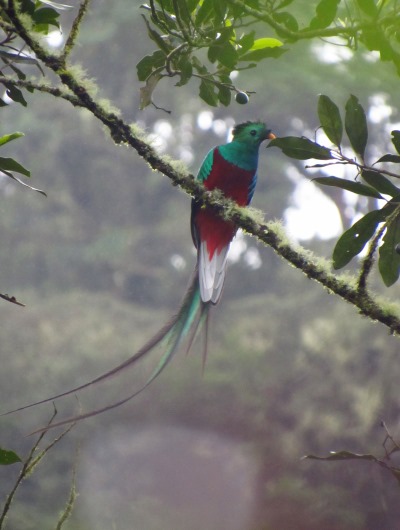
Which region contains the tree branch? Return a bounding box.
[0,76,83,106]
[1,0,400,335]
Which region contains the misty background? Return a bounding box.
[1,1,400,529]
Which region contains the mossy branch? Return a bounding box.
[0,77,83,106]
[1,0,400,335]
[60,0,90,63]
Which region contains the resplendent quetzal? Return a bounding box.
[4,121,275,429]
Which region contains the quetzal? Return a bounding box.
[4,121,275,429]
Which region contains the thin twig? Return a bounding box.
[55,446,79,530]
[60,0,91,63]
[381,420,400,459]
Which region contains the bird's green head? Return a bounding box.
[231,121,275,147]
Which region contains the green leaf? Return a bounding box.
[136,50,165,81]
[218,83,231,106]
[362,170,400,197]
[238,31,255,54]
[240,38,285,62]
[318,95,343,147]
[391,131,400,155]
[379,212,400,286]
[0,132,24,147]
[212,0,227,25]
[309,0,340,30]
[332,209,386,269]
[362,27,393,62]
[277,0,295,7]
[356,0,378,16]
[268,136,333,160]
[192,56,207,74]
[208,38,237,68]
[376,154,400,164]
[5,84,27,107]
[175,56,193,87]
[345,94,368,159]
[199,79,218,106]
[147,4,178,31]
[273,11,298,32]
[20,0,35,15]
[195,0,214,25]
[0,448,22,466]
[208,44,219,64]
[9,63,27,80]
[187,0,201,12]
[217,42,238,68]
[240,46,287,62]
[142,13,172,54]
[174,0,193,28]
[0,157,30,177]
[248,37,283,50]
[314,176,383,199]
[32,7,60,29]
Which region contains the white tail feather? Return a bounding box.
[199,241,229,304]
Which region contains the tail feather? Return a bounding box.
[185,301,209,355]
[2,269,209,430]
[199,242,229,304]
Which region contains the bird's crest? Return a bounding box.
[232,121,266,138]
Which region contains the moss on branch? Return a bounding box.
[1,0,400,335]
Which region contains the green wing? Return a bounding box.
[196,148,214,182]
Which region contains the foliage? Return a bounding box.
[135,0,400,109]
[136,1,284,109]
[0,448,21,466]
[0,131,46,196]
[270,94,400,287]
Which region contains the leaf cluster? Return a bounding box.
[0,0,71,103]
[270,94,400,288]
[136,0,286,109]
[0,131,45,194]
[136,0,400,109]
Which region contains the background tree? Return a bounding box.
[1,1,400,529]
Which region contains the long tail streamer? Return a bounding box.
[2,270,209,432]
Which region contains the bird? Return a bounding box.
[3,121,275,431]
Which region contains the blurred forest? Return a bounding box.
[2,1,400,529]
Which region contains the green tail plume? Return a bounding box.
[2,270,210,432]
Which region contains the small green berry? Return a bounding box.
[235,91,249,104]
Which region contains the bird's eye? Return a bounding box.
[250,130,257,136]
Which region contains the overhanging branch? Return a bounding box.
[1,0,400,334]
